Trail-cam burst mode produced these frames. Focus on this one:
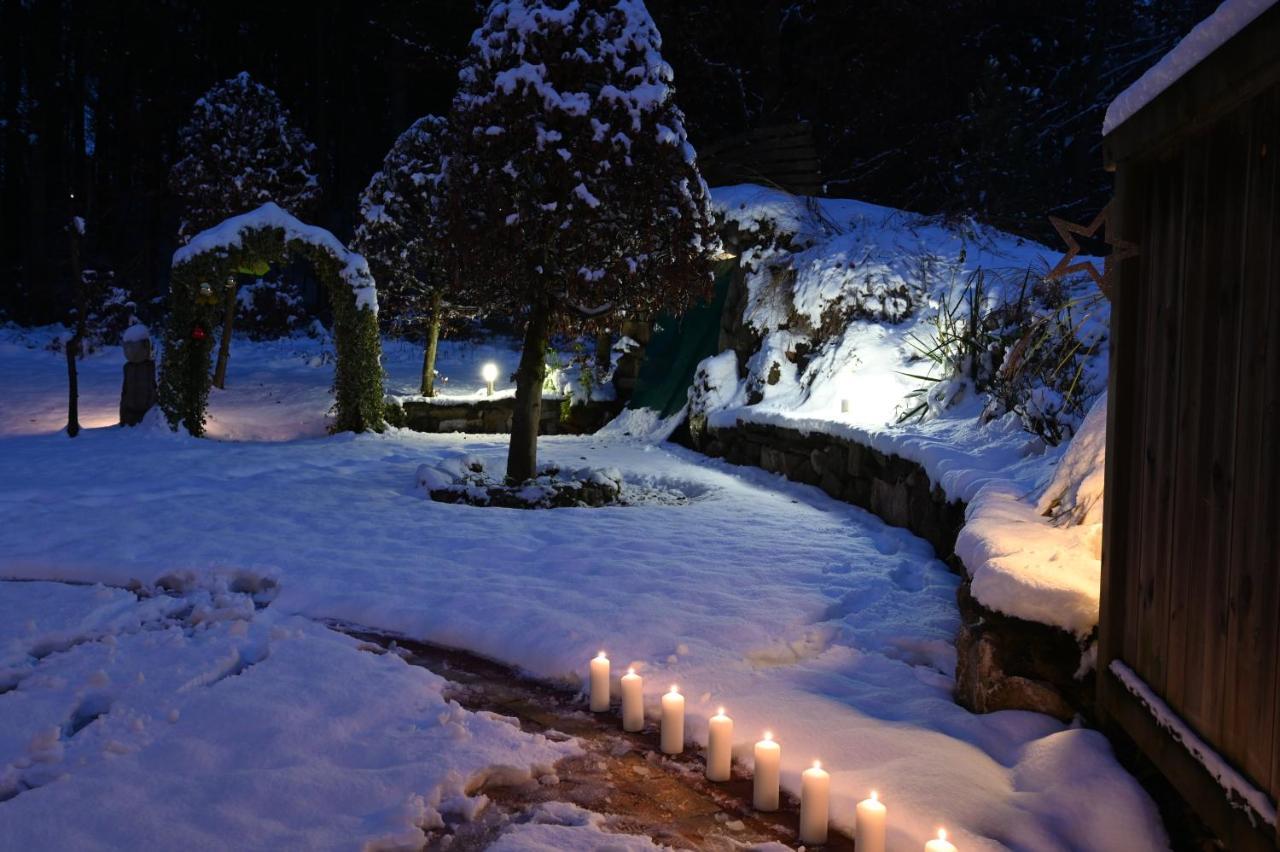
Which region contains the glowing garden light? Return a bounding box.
[481,361,499,395]
[661,685,684,754]
[799,759,830,844]
[856,790,887,852]
[589,651,610,711]
[621,667,643,731]
[753,730,780,811]
[706,706,733,781]
[926,828,958,852]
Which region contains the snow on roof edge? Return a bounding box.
[1103,0,1278,136]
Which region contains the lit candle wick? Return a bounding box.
[763,730,773,741]
[870,790,878,801]
[938,829,948,841]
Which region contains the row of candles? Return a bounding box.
[591,652,959,851]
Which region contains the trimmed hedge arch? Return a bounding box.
[158,203,385,436]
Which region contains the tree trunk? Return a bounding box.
[506,299,551,483]
[212,280,236,389]
[595,330,611,372]
[420,289,443,396]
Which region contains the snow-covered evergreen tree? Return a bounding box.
[449,0,717,480]
[353,115,455,396]
[169,72,320,242]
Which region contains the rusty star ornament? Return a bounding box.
[1046,201,1138,299]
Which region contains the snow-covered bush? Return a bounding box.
[44,273,140,354]
[353,114,457,395]
[417,454,625,509]
[169,72,320,242]
[233,277,306,340]
[447,0,718,481]
[900,266,1107,445]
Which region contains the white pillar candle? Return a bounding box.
[925,828,958,852]
[855,791,887,852]
[589,651,610,712]
[706,706,733,781]
[752,731,780,811]
[799,760,830,845]
[661,685,684,754]
[621,667,644,731]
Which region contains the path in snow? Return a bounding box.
[0,337,1168,850]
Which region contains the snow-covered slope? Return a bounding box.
[701,185,1110,637]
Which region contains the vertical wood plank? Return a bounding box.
[1133,152,1188,698]
[1164,112,1245,740]
[1098,162,1146,698]
[1223,88,1279,799]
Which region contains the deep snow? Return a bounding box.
[0,332,1167,850]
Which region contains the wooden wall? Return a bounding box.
[1100,77,1280,848]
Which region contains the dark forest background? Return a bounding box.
[0,0,1216,324]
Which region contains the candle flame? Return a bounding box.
[596,651,607,660]
[763,730,773,741]
[669,684,679,694]
[870,790,878,801]
[717,706,726,716]
[812,759,821,769]
[938,829,947,841]
[627,667,636,676]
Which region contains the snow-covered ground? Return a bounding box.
[0,332,1166,849]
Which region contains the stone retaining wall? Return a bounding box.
[400,397,623,436]
[693,419,1092,722]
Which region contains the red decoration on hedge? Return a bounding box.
[191,325,207,341]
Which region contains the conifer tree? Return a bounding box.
[169,72,320,388]
[169,72,320,242]
[449,0,717,481]
[353,115,455,396]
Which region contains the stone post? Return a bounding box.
[120,329,157,426]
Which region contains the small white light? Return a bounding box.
[481,362,499,395]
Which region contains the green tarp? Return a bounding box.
[627,261,734,418]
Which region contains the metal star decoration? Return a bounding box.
[1046,201,1138,299]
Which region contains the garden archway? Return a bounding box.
[158,203,385,436]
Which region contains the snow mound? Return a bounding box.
[173,202,378,312]
[956,394,1108,636]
